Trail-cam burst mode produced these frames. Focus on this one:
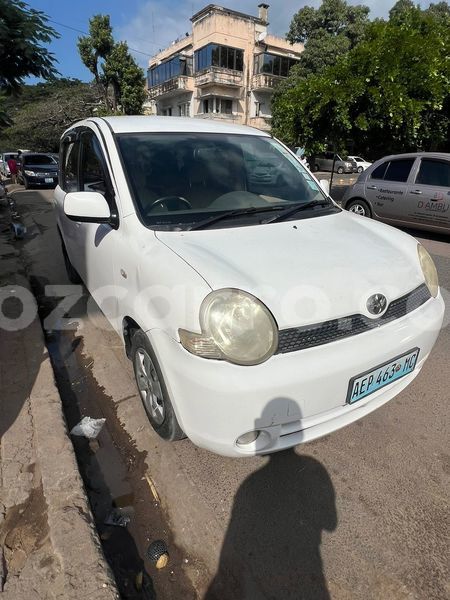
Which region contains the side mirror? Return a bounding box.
[63,191,117,227]
[319,179,330,196]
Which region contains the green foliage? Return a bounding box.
[272,4,450,157]
[77,14,146,115]
[287,0,370,77]
[0,79,103,151]
[0,0,59,126]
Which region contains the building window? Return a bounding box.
[201,97,233,115]
[254,53,299,77]
[178,102,190,116]
[148,55,193,87]
[194,44,244,72]
[161,107,172,116]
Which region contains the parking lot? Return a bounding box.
[4,186,450,599]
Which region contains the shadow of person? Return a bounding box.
[205,401,337,600]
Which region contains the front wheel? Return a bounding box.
[337,166,344,174]
[346,199,372,218]
[131,330,185,441]
[357,166,364,173]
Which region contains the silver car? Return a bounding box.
[313,152,356,174]
[342,152,450,234]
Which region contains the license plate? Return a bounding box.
[347,348,420,405]
[45,177,54,183]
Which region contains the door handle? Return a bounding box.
[367,185,377,190]
[410,190,422,195]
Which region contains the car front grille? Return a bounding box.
[276,284,431,354]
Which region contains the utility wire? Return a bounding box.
[46,18,160,57]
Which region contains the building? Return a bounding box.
[146,4,304,131]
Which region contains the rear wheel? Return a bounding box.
[131,330,185,441]
[346,199,372,218]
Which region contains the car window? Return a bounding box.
[80,131,108,194]
[117,132,332,230]
[371,162,388,180]
[62,140,79,193]
[383,159,415,182]
[24,154,55,165]
[325,152,334,160]
[354,157,363,162]
[416,158,450,187]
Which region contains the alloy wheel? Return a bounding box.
[134,348,165,425]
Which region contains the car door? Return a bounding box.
[364,157,416,222]
[56,132,80,264]
[404,157,450,231]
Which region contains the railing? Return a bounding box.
[252,73,285,90]
[148,76,193,99]
[195,66,244,87]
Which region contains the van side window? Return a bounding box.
[371,162,388,180]
[80,131,108,195]
[416,159,450,187]
[62,140,79,192]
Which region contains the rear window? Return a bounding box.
[24,154,56,165]
[416,159,450,187]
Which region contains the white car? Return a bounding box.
[55,117,444,457]
[348,155,372,173]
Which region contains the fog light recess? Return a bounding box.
[237,430,260,446]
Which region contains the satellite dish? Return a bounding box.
[257,31,267,42]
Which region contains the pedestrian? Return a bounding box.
[7,155,18,184]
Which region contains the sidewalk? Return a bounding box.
[0,198,118,598]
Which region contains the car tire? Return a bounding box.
[131,329,185,442]
[346,199,372,218]
[61,238,82,283]
[337,166,344,174]
[357,166,364,173]
[23,178,29,189]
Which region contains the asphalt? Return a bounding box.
[9,188,450,600]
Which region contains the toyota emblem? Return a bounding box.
[367,293,388,315]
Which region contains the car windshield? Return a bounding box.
[24,154,56,165]
[117,132,335,230]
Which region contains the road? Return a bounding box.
[10,187,450,599]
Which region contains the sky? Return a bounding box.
[29,0,433,82]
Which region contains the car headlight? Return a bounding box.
[179,289,278,366]
[24,170,36,176]
[418,244,438,297]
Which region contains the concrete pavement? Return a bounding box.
[0,194,118,599]
[5,188,450,599]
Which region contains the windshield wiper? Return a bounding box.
[188,204,287,231]
[264,199,331,224]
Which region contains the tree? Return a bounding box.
[78,15,146,115]
[286,0,370,78]
[0,80,103,151]
[0,0,59,126]
[272,6,450,157]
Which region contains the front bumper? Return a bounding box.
[149,294,444,457]
[24,175,58,186]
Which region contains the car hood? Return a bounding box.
[155,212,425,329]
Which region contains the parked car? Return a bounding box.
[313,152,356,174]
[0,152,19,178]
[55,117,444,457]
[348,155,372,173]
[342,152,450,234]
[18,152,59,189]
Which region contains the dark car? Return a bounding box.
[18,152,59,189]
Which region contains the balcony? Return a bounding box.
[148,76,194,100]
[252,73,285,91]
[195,66,244,88]
[249,116,272,131]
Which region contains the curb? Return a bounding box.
[28,321,119,599]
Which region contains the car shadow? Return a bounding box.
[205,400,337,600]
